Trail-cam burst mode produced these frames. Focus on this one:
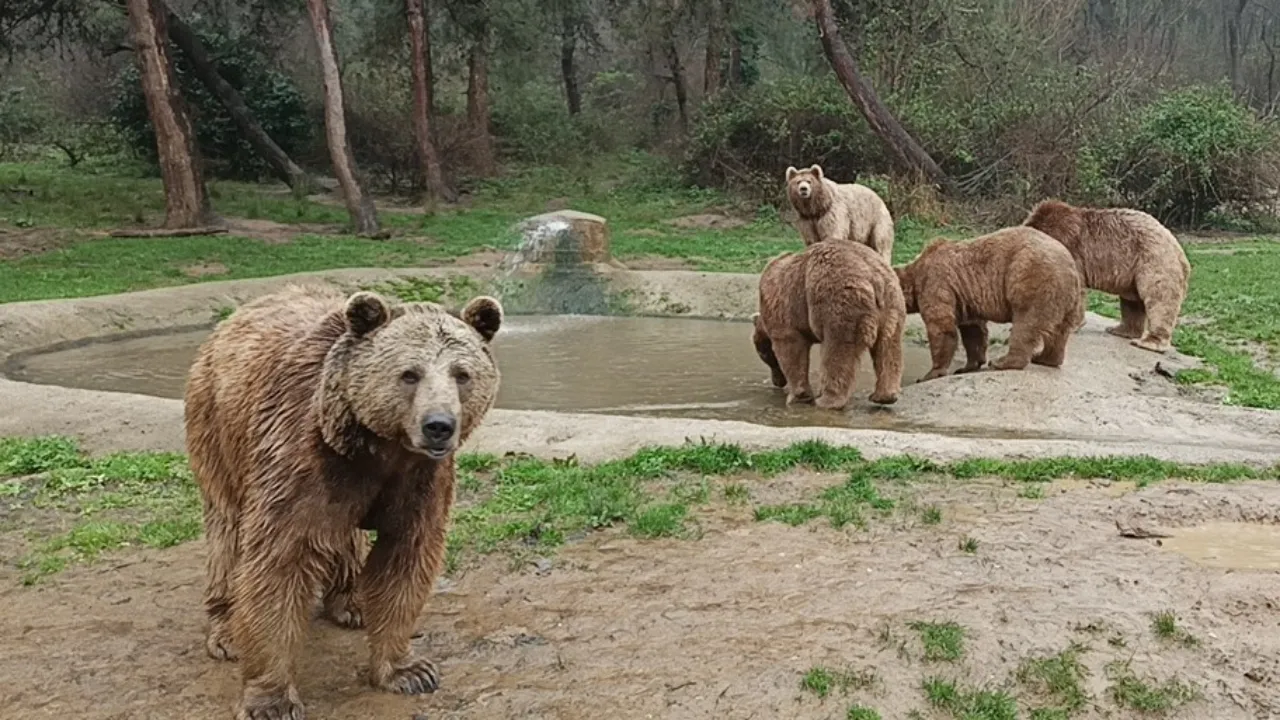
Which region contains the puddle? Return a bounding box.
[1162,521,1280,571]
[6,315,942,430]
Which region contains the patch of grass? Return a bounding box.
[958,536,979,554]
[846,706,882,720]
[0,436,82,476]
[1017,644,1090,717]
[921,505,943,524]
[1150,610,1200,648]
[800,665,877,699]
[1106,662,1199,714]
[722,482,750,504]
[910,621,966,662]
[922,678,1018,720]
[1019,483,1047,499]
[630,502,689,538]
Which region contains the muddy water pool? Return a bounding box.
[1162,521,1280,571]
[6,314,938,430]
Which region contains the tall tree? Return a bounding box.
[466,18,496,175]
[809,0,953,192]
[305,0,379,233]
[703,0,725,96]
[560,10,583,115]
[406,0,456,202]
[163,4,313,194]
[126,0,215,229]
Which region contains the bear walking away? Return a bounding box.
[1023,199,1191,353]
[753,241,906,409]
[894,227,1085,382]
[785,164,895,264]
[184,284,503,720]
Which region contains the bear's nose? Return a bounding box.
[422,413,457,443]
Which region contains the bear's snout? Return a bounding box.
[420,412,458,455]
[796,181,812,198]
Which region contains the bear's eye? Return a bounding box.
[401,370,421,385]
[453,369,472,386]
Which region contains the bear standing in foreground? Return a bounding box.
[184,284,503,720]
[894,227,1084,382]
[785,164,895,264]
[753,241,905,409]
[1023,199,1190,353]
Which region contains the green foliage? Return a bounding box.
[110,22,312,181]
[1078,86,1279,226]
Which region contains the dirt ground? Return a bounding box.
[2,479,1279,720]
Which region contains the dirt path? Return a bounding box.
[2,480,1277,720]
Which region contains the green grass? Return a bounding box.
[1017,644,1090,717]
[800,665,877,698]
[910,620,966,662]
[922,678,1018,720]
[846,706,882,720]
[958,536,979,554]
[1106,662,1199,714]
[1150,610,1200,648]
[5,435,1277,583]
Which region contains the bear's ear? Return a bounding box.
[785,166,798,181]
[810,164,824,180]
[344,291,392,338]
[461,295,503,343]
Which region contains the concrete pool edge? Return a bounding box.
[1,267,1277,467]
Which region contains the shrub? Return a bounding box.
[1078,85,1280,226]
[110,22,312,182]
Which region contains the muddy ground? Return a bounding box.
[3,480,1279,719]
[0,270,1279,719]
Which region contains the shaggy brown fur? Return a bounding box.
[753,241,906,409]
[1023,199,1191,353]
[895,227,1085,382]
[184,285,503,720]
[785,164,895,264]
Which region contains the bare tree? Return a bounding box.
[126,0,215,229]
[163,3,313,194]
[305,0,379,234]
[561,11,583,115]
[809,0,953,192]
[466,19,496,175]
[704,0,725,96]
[407,0,456,202]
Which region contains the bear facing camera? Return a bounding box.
[184,284,503,720]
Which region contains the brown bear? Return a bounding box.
[183,284,503,720]
[1023,199,1191,353]
[894,227,1085,382]
[785,164,895,264]
[753,241,905,409]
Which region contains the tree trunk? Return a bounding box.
[810,0,953,193]
[305,0,379,234]
[1226,0,1249,92]
[727,29,743,88]
[126,0,214,229]
[406,0,455,203]
[466,23,496,176]
[663,39,689,131]
[163,3,313,193]
[704,0,724,97]
[561,13,582,115]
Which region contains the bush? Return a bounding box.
[682,75,888,201]
[110,23,312,182]
[1078,85,1280,226]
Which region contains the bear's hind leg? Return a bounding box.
[990,317,1044,371]
[1106,298,1146,340]
[868,314,904,404]
[360,480,455,696]
[322,529,369,629]
[956,322,989,374]
[1032,328,1070,367]
[1132,273,1184,353]
[920,313,961,382]
[773,335,815,405]
[814,339,860,411]
[231,537,327,720]
[202,496,240,661]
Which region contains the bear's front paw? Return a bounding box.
[237,690,304,720]
[918,368,949,382]
[868,391,898,405]
[785,389,814,405]
[374,657,441,695]
[955,362,985,375]
[323,594,364,630]
[206,627,238,662]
